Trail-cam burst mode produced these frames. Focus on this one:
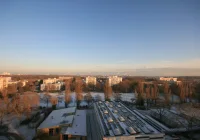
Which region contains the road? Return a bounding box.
[87,110,102,140]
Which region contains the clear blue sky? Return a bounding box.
[0,0,199,75]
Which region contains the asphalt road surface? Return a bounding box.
[87,110,102,140]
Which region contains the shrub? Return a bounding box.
[136,106,146,110]
[0,125,8,132]
[52,105,56,110]
[20,118,32,125]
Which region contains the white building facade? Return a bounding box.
[0,77,12,90]
[40,83,63,91]
[108,76,122,86]
[160,77,177,82]
[86,76,96,85]
[58,77,73,81]
[43,78,58,84]
[1,72,11,75]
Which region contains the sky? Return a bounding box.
[0,0,199,75]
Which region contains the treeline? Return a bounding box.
[9,75,81,81]
[10,75,60,81]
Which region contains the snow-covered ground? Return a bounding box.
[38,92,105,108]
[3,111,38,140]
[38,92,183,106]
[120,93,135,102]
[120,92,181,103]
[159,93,181,103]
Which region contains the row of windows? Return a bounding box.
[49,128,60,136]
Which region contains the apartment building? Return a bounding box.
[18,80,28,87]
[160,77,177,82]
[43,78,58,84]
[0,77,12,90]
[108,76,122,86]
[86,76,96,85]
[58,77,73,81]
[1,72,11,75]
[40,83,63,91]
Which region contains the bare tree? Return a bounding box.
[84,92,93,105]
[75,78,83,106]
[11,93,23,118]
[95,94,102,101]
[164,82,171,105]
[18,82,24,93]
[0,89,9,125]
[189,83,193,102]
[23,81,35,92]
[151,83,159,105]
[0,89,28,125]
[50,97,58,110]
[179,83,186,103]
[65,80,71,107]
[135,82,144,107]
[7,83,17,94]
[119,80,130,93]
[175,105,200,130]
[65,80,71,106]
[137,82,144,97]
[154,104,167,121]
[145,85,151,109]
[113,92,121,101]
[43,93,51,108]
[50,97,58,105]
[22,95,32,118]
[104,80,112,101]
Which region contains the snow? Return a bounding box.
[38,92,106,108]
[121,93,136,102]
[61,110,87,136]
[3,112,38,140]
[170,106,180,115]
[80,101,88,106]
[17,125,36,140]
[38,107,76,129]
[120,93,181,103]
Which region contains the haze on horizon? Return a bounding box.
[0,0,199,76]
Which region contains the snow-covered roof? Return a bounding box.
[61,110,87,136]
[37,107,76,129]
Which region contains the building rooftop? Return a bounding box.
[94,101,165,138]
[38,107,76,129]
[61,110,87,136]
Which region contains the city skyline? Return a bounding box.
[0,0,199,75]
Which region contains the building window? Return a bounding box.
[49,128,54,136]
[56,128,59,134]
[63,135,68,140]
